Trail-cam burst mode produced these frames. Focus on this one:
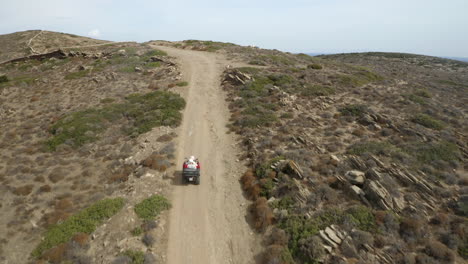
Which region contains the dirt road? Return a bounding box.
[151,46,259,264]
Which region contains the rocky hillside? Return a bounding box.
[1,32,467,264]
[220,48,467,263]
[153,41,468,263]
[0,31,187,263]
[0,30,110,62]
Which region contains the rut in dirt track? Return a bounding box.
[152,46,258,264]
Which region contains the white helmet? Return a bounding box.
[189,155,195,162]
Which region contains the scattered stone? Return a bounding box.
[319,230,338,248]
[330,155,340,166]
[364,180,393,210]
[267,197,276,203]
[134,66,143,72]
[325,227,342,244]
[345,170,366,185]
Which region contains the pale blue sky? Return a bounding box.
[1,0,467,57]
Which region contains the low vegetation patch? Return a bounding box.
[280,206,376,262]
[339,104,368,117]
[335,67,383,87]
[300,85,335,97]
[0,75,8,83]
[237,67,261,74]
[409,141,460,163]
[411,113,445,130]
[348,141,401,157]
[64,69,89,80]
[47,91,185,150]
[120,250,145,264]
[307,63,323,70]
[131,227,143,236]
[32,198,125,258]
[406,94,427,104]
[134,195,171,220]
[176,81,188,86]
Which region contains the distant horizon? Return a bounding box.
[1,0,467,58]
[1,28,468,62]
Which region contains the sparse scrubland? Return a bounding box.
[1,31,467,264]
[0,31,182,263]
[216,45,467,263]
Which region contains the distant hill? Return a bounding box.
[307,52,468,63]
[0,30,110,62]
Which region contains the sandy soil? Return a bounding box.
[151,45,260,264]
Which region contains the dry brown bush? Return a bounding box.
[168,83,176,88]
[108,165,135,183]
[13,184,33,196]
[41,243,69,264]
[34,175,45,182]
[268,227,289,246]
[352,127,366,137]
[262,244,290,264]
[424,240,455,262]
[252,197,274,231]
[148,82,160,90]
[430,213,449,226]
[49,168,65,183]
[43,210,71,226]
[72,233,89,247]
[142,154,170,171]
[157,134,173,142]
[39,185,52,192]
[400,217,423,241]
[241,170,262,200]
[55,198,73,211]
[241,170,255,190]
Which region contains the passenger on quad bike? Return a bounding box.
[182,156,200,184]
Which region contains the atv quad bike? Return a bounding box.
[182,157,200,185]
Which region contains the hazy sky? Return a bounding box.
[1,0,467,57]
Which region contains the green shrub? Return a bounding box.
[348,141,399,156]
[280,112,294,119]
[406,94,427,104]
[336,68,383,87]
[100,98,115,104]
[47,91,185,150]
[144,49,167,57]
[346,206,376,232]
[271,196,295,210]
[120,250,145,264]
[411,114,445,130]
[307,64,323,70]
[131,227,143,236]
[32,198,125,258]
[134,195,171,220]
[415,89,431,98]
[145,61,161,68]
[248,60,266,66]
[339,104,368,117]
[255,156,285,178]
[0,75,8,83]
[280,209,345,260]
[236,67,261,74]
[260,178,275,197]
[65,70,89,80]
[410,141,459,163]
[301,85,335,97]
[176,81,189,87]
